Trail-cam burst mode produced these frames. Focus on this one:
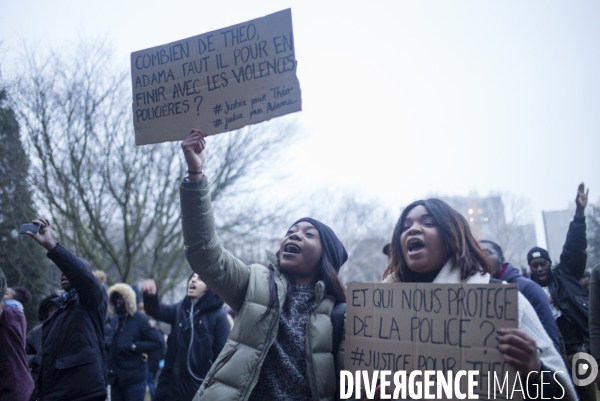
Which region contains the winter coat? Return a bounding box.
[546,216,590,348]
[180,177,344,401]
[26,324,43,383]
[0,306,34,401]
[384,260,578,401]
[36,244,108,401]
[106,283,163,387]
[144,289,230,401]
[500,263,561,354]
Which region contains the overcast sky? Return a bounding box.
[2,1,600,247]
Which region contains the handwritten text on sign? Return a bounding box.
[345,283,521,400]
[131,9,301,145]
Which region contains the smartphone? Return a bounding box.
[19,223,41,235]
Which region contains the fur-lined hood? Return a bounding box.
[107,283,137,316]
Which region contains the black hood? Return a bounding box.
[184,288,224,313]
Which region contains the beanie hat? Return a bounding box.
[288,218,348,272]
[527,247,551,265]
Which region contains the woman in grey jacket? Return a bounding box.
[180,129,347,401]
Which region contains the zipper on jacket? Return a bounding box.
[305,304,322,401]
[239,307,280,400]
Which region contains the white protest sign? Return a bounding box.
[345,282,523,400]
[131,9,301,146]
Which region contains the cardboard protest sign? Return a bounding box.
[131,9,301,146]
[345,283,523,400]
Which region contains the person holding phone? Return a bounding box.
[25,218,108,401]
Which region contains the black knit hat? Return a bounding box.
[527,247,551,265]
[288,218,348,272]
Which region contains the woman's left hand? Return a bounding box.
[497,328,541,375]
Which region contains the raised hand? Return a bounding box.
[181,129,207,180]
[142,279,157,296]
[27,218,57,252]
[575,182,589,217]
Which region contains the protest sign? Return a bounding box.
[131,9,301,145]
[345,283,523,400]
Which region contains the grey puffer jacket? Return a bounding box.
[180,177,345,401]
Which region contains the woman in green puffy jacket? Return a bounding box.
[179,129,348,401]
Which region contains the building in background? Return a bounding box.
[439,193,537,271]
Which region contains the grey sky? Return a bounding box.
[2,1,599,247]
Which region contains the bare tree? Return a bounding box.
[301,190,395,283]
[4,40,298,293]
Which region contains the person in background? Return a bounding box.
[26,218,108,401]
[480,239,561,355]
[528,183,594,401]
[581,270,591,294]
[93,270,108,289]
[26,294,60,385]
[383,198,576,400]
[382,243,391,259]
[145,318,165,400]
[106,283,163,401]
[0,267,35,401]
[589,263,600,390]
[3,285,32,312]
[143,273,230,401]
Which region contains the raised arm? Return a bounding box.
[29,218,106,309]
[142,279,177,325]
[558,183,588,279]
[180,129,251,311]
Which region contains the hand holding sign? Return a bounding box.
[131,9,302,146]
[496,328,541,377]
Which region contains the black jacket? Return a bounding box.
[26,324,43,384]
[144,289,230,401]
[37,244,108,401]
[501,263,561,354]
[547,216,590,347]
[105,303,163,387]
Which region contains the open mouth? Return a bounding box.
[407,238,425,253]
[284,243,301,254]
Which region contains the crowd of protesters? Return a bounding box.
[0,129,598,401]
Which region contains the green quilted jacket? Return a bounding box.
[180,177,345,401]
